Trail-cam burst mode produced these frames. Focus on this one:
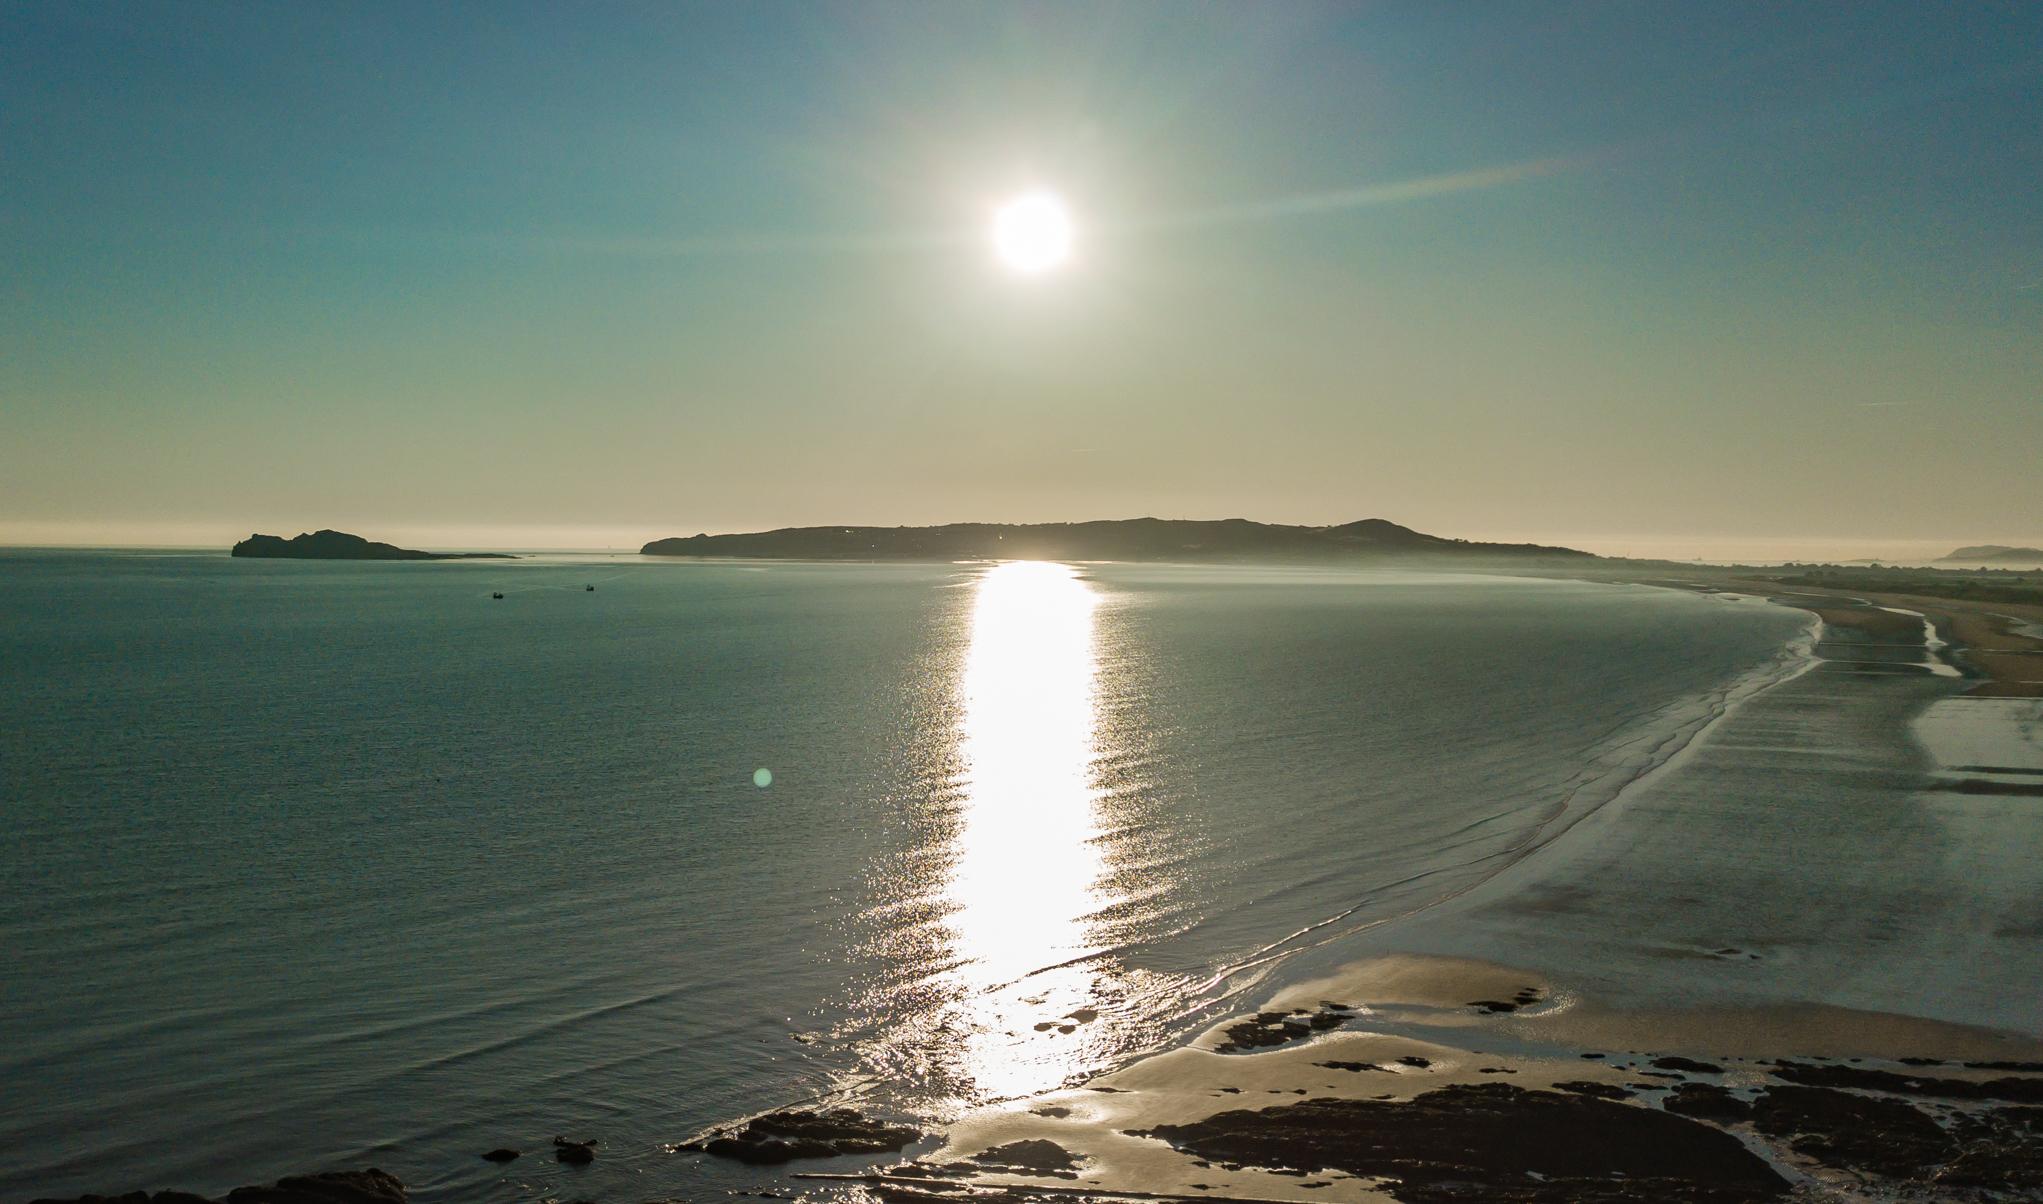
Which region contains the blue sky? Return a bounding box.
[4,2,2039,555]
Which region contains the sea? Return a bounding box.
[0,550,1812,1201]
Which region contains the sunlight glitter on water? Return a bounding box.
[941,562,1117,1100]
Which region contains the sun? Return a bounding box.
[991,191,1074,274]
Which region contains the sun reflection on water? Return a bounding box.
[939,561,1117,1101]
[838,560,1188,1111]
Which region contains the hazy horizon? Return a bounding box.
[4,514,2036,568]
[5,3,2040,557]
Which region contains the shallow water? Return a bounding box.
[0,552,1807,1200]
[1350,616,2043,1042]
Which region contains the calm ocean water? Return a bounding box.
[0,552,1808,1200]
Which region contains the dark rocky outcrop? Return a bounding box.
[1552,1080,1634,1101]
[231,530,515,560]
[967,1139,1082,1178]
[1468,986,1543,1014]
[1941,1105,2043,1193]
[552,1136,597,1165]
[478,1148,519,1162]
[1770,1059,2043,1102]
[688,1108,922,1164]
[1131,1084,1789,1202]
[1215,1005,1353,1053]
[1663,1083,1751,1122]
[1750,1084,1953,1178]
[1651,1057,1724,1075]
[641,518,1591,563]
[33,1170,404,1204]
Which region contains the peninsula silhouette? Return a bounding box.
[641,517,1591,562]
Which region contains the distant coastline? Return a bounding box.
[1938,544,2043,568]
[231,530,517,561]
[641,517,1593,563]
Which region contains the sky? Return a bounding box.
[3,1,2040,558]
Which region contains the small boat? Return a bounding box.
[491,592,504,600]
[585,584,595,592]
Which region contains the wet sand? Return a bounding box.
[830,954,2043,1201]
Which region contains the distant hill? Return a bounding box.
[231,530,517,560]
[1937,545,2043,566]
[641,518,1591,563]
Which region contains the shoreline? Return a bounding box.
[794,583,2043,1201]
[1618,568,2043,699]
[1188,588,1823,994]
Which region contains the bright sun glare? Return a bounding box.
[991,191,1074,275]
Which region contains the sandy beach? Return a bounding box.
[1648,570,2043,701]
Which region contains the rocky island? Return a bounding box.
[641,517,1592,563]
[1938,544,2043,567]
[231,530,516,560]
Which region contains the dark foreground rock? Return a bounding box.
[1942,1105,2043,1193]
[1663,1082,1752,1122]
[1751,1084,1951,1178]
[1770,1058,2043,1102]
[688,1108,922,1164]
[1553,1080,1634,1101]
[33,1170,404,1204]
[231,530,516,560]
[1132,1083,1789,1202]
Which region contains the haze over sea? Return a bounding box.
[0,551,1811,1200]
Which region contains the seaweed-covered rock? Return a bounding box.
[1663,1083,1751,1123]
[1132,1083,1788,1202]
[1214,1005,1352,1053]
[695,1108,921,1164]
[1941,1106,2043,1193]
[1552,1080,1633,1101]
[967,1139,1082,1179]
[1751,1085,1952,1177]
[1770,1059,2043,1102]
